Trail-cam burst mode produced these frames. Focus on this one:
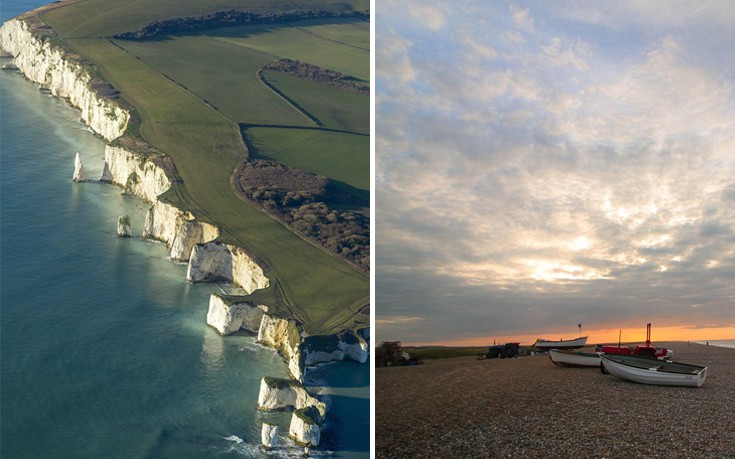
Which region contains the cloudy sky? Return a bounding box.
[375,1,735,345]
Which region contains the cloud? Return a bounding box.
[406,3,446,31]
[375,28,417,86]
[510,4,535,32]
[376,1,735,343]
[375,316,425,326]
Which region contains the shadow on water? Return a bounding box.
[305,361,369,389]
[320,394,370,455]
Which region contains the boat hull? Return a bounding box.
[600,355,707,388]
[549,349,600,367]
[534,336,588,349]
[597,345,673,360]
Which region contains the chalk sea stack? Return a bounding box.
[72,152,86,181]
[261,423,279,449]
[117,215,132,237]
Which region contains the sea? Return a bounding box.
[695,340,735,349]
[0,2,368,458]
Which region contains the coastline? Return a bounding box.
[694,339,735,349]
[0,10,368,450]
[377,342,734,458]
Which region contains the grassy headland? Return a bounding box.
[32,0,369,335]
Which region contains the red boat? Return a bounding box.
[595,324,673,360]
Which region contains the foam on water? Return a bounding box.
[223,434,335,458]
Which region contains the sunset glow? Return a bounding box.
[376,1,735,346]
[407,325,735,348]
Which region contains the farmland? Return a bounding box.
[207,18,369,81]
[244,127,369,197]
[36,0,369,334]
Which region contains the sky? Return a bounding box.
[375,0,735,346]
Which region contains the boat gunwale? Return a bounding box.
[600,354,706,375]
[548,349,601,367]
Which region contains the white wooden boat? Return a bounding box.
[548,349,600,367]
[600,354,707,387]
[533,336,588,350]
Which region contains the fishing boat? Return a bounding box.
[533,336,588,350]
[548,349,600,367]
[596,345,673,360]
[596,323,673,360]
[599,354,707,387]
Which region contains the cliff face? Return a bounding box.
[302,330,369,366]
[100,145,220,262]
[289,407,322,447]
[256,377,326,418]
[208,292,369,381]
[4,15,369,448]
[143,201,220,262]
[257,377,326,448]
[258,314,304,381]
[187,242,268,292]
[0,19,129,141]
[206,293,267,336]
[103,146,170,202]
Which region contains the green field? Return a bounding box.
[118,36,311,126]
[40,0,368,38]
[261,70,369,133]
[207,19,369,81]
[288,17,370,50]
[37,0,369,334]
[245,127,369,193]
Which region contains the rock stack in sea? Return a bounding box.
[72,152,86,182]
[117,215,132,237]
[261,423,278,449]
[257,376,326,447]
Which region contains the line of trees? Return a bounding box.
[237,160,369,271]
[114,9,369,40]
[264,58,369,94]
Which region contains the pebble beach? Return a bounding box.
[376,342,735,458]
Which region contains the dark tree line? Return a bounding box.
[237,160,369,271]
[264,58,369,94]
[114,9,369,40]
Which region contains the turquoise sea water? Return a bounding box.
[0,2,368,457]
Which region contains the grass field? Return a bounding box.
[261,70,369,133]
[207,18,369,82]
[288,17,370,50]
[244,127,369,193]
[40,0,368,38]
[37,0,370,334]
[118,36,312,126]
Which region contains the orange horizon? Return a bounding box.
[400,325,735,347]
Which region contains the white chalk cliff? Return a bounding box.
[301,331,369,366]
[0,19,129,141]
[257,377,326,420]
[142,200,219,262]
[188,242,268,292]
[4,15,370,449]
[206,293,267,336]
[289,408,321,447]
[258,314,304,381]
[102,146,170,202]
